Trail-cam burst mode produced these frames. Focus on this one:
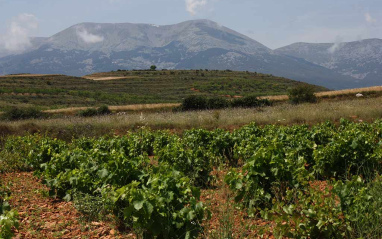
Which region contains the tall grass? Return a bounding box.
[0,96,381,140]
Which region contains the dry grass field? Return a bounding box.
[260,85,382,101]
[1,96,381,140]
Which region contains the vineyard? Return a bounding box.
[1,119,382,238]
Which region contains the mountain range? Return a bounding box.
[0,19,381,89]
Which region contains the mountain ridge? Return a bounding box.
[275,39,382,87]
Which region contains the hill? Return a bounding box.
[0,19,358,89]
[0,70,327,110]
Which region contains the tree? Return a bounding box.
[150,65,157,71]
[288,85,317,104]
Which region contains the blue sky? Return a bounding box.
[0,0,381,49]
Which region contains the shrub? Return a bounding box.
[78,105,111,117]
[181,95,208,111]
[231,95,271,108]
[288,85,317,104]
[97,105,111,115]
[206,97,229,109]
[1,107,45,121]
[78,108,99,117]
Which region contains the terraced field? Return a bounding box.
[0,70,326,110]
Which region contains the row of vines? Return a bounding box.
[1,119,382,238]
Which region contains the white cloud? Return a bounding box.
[76,29,104,44]
[0,13,38,52]
[365,13,376,23]
[185,0,208,16]
[328,36,344,54]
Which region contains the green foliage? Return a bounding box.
[267,183,349,239]
[181,95,271,111]
[182,95,208,110]
[96,105,111,115]
[155,134,214,187]
[150,65,157,71]
[2,119,382,238]
[313,122,381,181]
[7,133,210,238]
[335,176,382,238]
[0,186,19,239]
[231,95,271,108]
[104,167,208,238]
[288,85,317,104]
[78,105,111,117]
[77,108,99,117]
[207,97,229,109]
[224,120,382,237]
[1,107,45,121]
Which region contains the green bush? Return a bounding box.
[182,95,270,111]
[1,107,45,121]
[78,108,99,117]
[288,85,317,104]
[97,105,111,115]
[78,105,111,117]
[181,95,208,111]
[207,97,229,109]
[231,95,271,108]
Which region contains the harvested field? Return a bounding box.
[0,74,62,78]
[259,85,382,101]
[44,103,180,114]
[83,76,141,81]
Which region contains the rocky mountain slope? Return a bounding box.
[275,39,382,87]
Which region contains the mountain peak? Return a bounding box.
[46,19,270,54]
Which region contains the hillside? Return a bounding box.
[0,70,327,110]
[0,19,358,89]
[275,39,382,87]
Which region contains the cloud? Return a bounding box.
[328,36,344,54]
[365,13,376,23]
[76,29,104,44]
[185,0,208,15]
[0,13,38,52]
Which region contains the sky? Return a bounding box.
[0,0,381,49]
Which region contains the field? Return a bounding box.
[260,85,382,101]
[0,70,326,111]
[1,119,382,238]
[0,95,380,141]
[1,70,382,238]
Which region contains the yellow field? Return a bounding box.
[44,103,181,114]
[82,76,142,81]
[0,74,62,78]
[259,85,382,101]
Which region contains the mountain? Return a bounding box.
[275,39,382,87]
[0,19,360,89]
